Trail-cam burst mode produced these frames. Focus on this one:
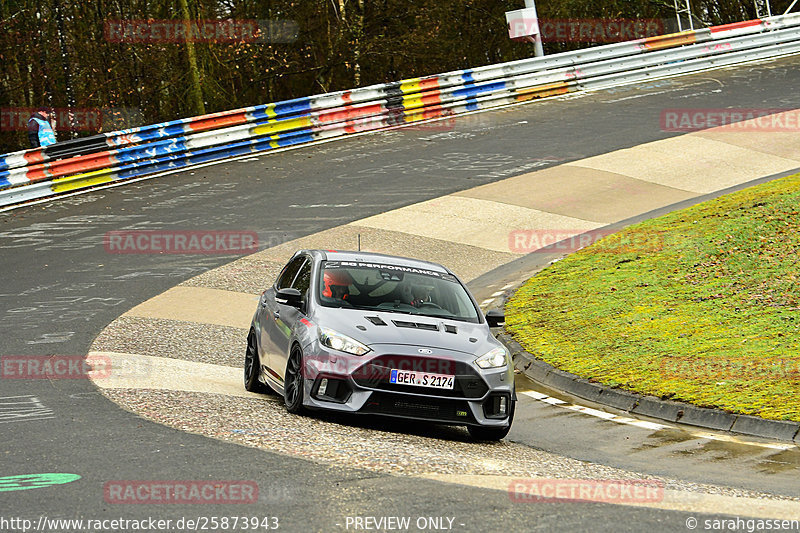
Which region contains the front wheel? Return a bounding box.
[244,330,267,393]
[467,398,515,441]
[284,345,306,414]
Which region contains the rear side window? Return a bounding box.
[276,256,305,290]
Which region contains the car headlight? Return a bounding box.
[319,327,371,356]
[475,346,508,369]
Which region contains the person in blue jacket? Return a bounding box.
[27,108,56,148]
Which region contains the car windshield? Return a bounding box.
[318,260,481,323]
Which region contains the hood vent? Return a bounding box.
[392,320,439,331]
[365,316,388,326]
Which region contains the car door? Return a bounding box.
[264,255,313,382]
[261,255,306,384]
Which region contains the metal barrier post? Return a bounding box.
[674,0,695,31]
[755,0,773,18]
[523,0,545,57]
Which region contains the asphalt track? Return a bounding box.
[2,57,800,532]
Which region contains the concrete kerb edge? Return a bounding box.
[500,332,800,442]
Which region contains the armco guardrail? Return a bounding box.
[2,13,800,208]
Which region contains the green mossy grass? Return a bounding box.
[506,173,800,421]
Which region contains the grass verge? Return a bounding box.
[506,173,800,421]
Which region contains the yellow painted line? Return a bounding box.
[124,286,257,329]
[417,474,800,520]
[51,168,116,193]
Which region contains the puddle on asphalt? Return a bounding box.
[630,428,697,452]
[756,449,800,474]
[671,436,764,461]
[633,428,800,474]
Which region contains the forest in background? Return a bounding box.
[0,0,796,152]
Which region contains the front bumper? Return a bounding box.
[300,343,514,427]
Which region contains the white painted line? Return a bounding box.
[631,420,673,431]
[491,291,504,297]
[541,396,567,405]
[522,390,548,400]
[689,432,795,451]
[480,298,495,306]
[566,404,618,420]
[523,390,662,426]
[519,390,797,450]
[0,416,56,424]
[502,283,514,290]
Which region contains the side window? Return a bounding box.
[276,256,305,290]
[292,260,312,301]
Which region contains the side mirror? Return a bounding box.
[485,309,505,328]
[276,288,303,309]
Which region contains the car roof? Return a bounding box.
[303,249,450,274]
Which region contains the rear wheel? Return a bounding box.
[244,330,267,393]
[284,345,306,414]
[467,398,515,441]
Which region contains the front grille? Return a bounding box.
[352,354,488,399]
[360,391,476,424]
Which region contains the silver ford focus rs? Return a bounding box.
[244,249,515,440]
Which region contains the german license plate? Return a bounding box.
[389,369,454,390]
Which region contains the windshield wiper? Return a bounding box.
[374,308,418,316]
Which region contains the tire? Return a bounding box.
[244,330,267,393]
[467,398,515,441]
[283,344,306,414]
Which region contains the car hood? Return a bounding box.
[311,307,499,356]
